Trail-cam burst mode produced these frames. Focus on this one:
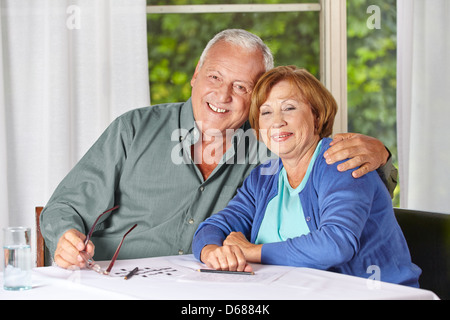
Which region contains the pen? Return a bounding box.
[124,267,139,280]
[197,269,254,275]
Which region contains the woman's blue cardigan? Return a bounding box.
[193,138,421,287]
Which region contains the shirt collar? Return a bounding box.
[180,98,196,132]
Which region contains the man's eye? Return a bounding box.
[233,84,248,95]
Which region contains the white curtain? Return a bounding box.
[397,0,450,213]
[0,3,8,232]
[0,0,150,248]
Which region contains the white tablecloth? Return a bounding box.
[0,254,439,300]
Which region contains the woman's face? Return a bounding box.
[258,80,319,160]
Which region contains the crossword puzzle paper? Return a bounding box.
[111,266,182,278]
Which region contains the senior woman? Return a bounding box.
[192,66,421,287]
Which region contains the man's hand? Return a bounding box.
[324,133,389,178]
[54,229,95,269]
[200,244,253,273]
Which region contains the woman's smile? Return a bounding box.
[271,132,293,142]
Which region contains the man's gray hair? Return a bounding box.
[198,29,274,72]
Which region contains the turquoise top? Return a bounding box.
[255,140,323,244]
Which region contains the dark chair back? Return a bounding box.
[394,208,450,299]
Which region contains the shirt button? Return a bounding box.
[178,250,184,255]
[188,218,195,225]
[306,216,311,222]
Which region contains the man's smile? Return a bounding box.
[207,102,229,114]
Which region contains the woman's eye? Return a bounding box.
[284,105,296,111]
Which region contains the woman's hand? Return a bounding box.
[200,244,253,273]
[224,232,262,264]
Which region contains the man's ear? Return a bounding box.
[191,62,201,87]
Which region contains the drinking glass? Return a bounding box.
[3,227,32,291]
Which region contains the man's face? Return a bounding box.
[190,41,266,137]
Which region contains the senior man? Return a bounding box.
[40,29,396,269]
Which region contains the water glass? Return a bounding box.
[3,227,32,291]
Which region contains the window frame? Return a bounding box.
[146,1,348,134]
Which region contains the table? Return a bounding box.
[0,254,439,301]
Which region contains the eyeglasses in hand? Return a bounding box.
[79,205,137,275]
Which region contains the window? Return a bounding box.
[347,0,398,205]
